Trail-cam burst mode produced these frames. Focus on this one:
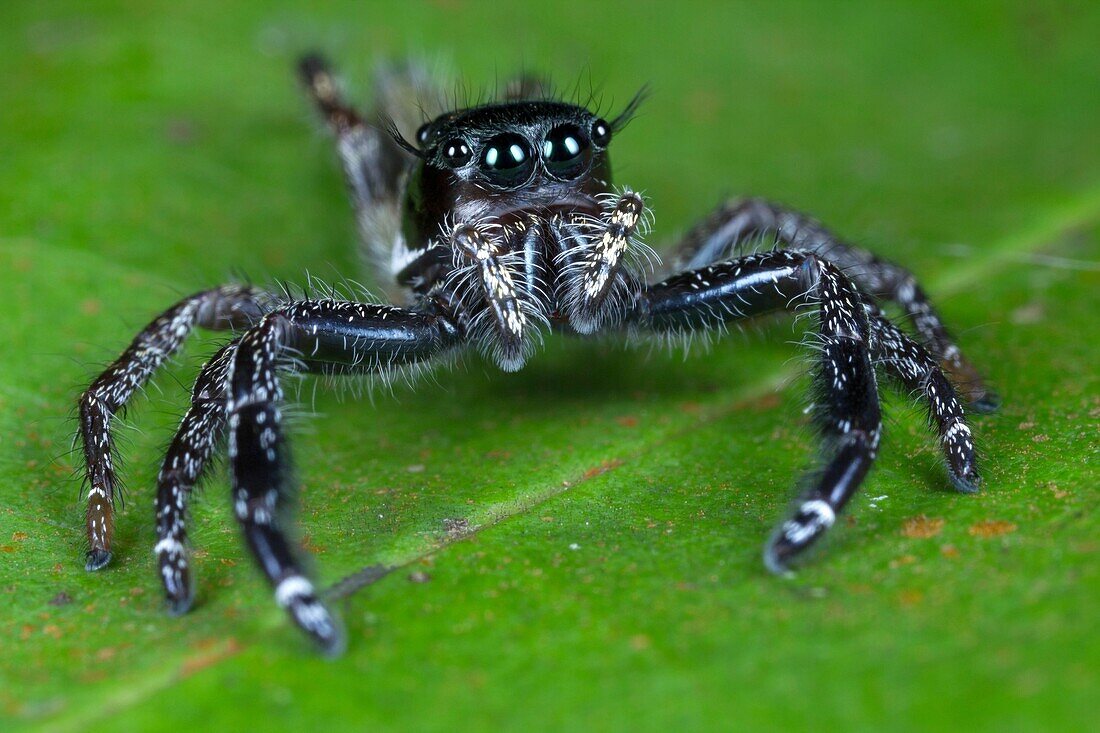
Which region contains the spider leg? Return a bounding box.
[154,341,238,613]
[863,300,979,492]
[298,54,410,262]
[79,285,266,570]
[671,198,999,411]
[634,250,885,571]
[225,300,461,652]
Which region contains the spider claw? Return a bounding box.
[274,575,344,654]
[762,532,809,577]
[762,542,796,577]
[85,548,112,571]
[165,592,195,617]
[764,493,842,576]
[949,470,982,494]
[160,565,195,616]
[297,51,332,83]
[288,596,345,656]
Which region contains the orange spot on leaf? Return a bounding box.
[582,459,623,480]
[968,520,1017,538]
[901,516,944,539]
[180,638,242,678]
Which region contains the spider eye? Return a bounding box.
[542,124,591,180]
[479,133,535,186]
[591,118,611,147]
[441,138,472,167]
[416,122,432,146]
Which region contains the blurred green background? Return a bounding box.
[1,1,1097,731]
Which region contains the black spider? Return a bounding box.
[77,54,999,654]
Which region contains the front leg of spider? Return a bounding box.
[155,341,238,613]
[218,301,460,651]
[80,285,267,570]
[671,198,1000,412]
[633,250,980,570]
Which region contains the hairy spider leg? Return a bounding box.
[298,53,413,283]
[155,341,238,613]
[79,285,266,570]
[671,198,999,411]
[225,300,461,653]
[635,250,977,570]
[862,301,979,492]
[298,54,406,207]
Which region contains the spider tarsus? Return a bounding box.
[297,51,333,87]
[297,51,363,135]
[165,591,195,617]
[287,596,344,656]
[317,626,347,658]
[762,538,801,577]
[85,548,112,571]
[949,470,982,494]
[160,558,195,615]
[763,497,837,576]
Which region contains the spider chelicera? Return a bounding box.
[77,54,998,653]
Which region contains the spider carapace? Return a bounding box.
[77,54,998,653]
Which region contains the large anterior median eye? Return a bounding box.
[542,124,591,180]
[479,133,535,186]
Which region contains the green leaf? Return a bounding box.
[2,2,1097,732]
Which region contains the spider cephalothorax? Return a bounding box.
[396,97,649,369]
[76,54,998,653]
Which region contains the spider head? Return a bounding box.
[392,92,648,370]
[398,97,643,242]
[417,102,612,189]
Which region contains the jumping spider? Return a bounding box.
[78,54,998,653]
